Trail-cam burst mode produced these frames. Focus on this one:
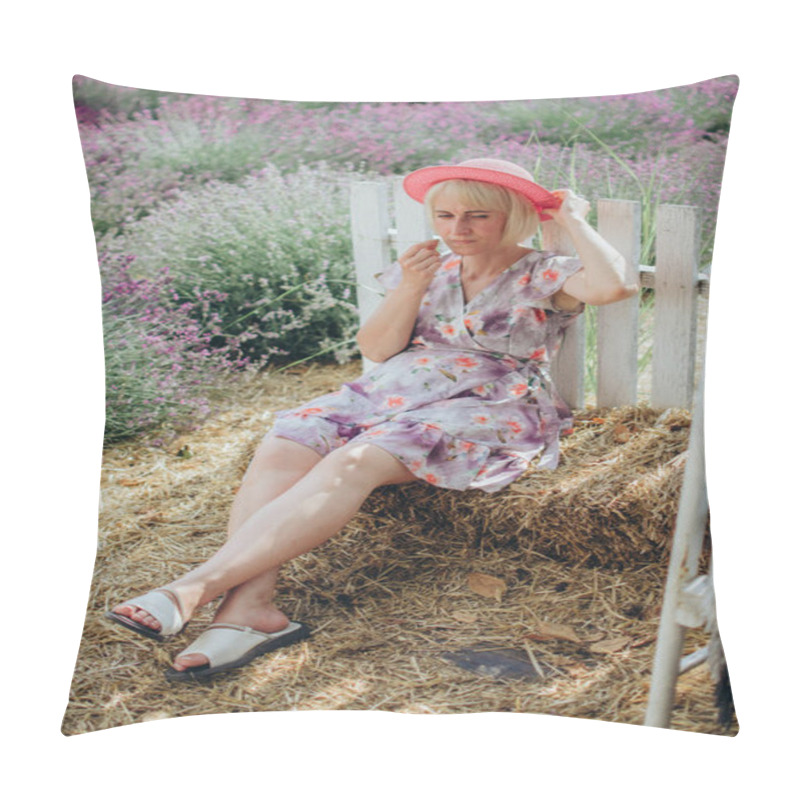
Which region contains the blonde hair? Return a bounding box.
[424,180,540,245]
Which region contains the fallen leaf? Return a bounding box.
[613,424,631,443]
[525,620,582,644]
[118,478,142,487]
[467,573,507,601]
[453,611,478,623]
[589,637,631,654]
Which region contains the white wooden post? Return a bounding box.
[393,177,432,255]
[596,199,642,407]
[541,221,585,409]
[350,182,392,372]
[651,205,700,409]
[644,375,709,727]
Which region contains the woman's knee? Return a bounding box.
[250,435,322,476]
[319,442,416,488]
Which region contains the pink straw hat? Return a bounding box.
[403,158,561,221]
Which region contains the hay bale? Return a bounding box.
[278,405,693,608]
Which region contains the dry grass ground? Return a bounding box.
[62,361,736,736]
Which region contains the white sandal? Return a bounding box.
[105,588,186,641]
[165,621,310,682]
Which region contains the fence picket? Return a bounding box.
[541,220,585,409]
[350,182,391,371]
[596,199,642,407]
[651,204,700,409]
[393,177,432,256]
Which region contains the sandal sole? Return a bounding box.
[164,622,311,682]
[104,610,175,642]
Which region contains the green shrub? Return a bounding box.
[100,254,250,444]
[102,163,360,366]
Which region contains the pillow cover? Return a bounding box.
[63,74,738,736]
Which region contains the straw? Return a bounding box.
[62,361,733,736]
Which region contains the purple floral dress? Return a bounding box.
[271,250,584,493]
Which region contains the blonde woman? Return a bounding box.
[107,158,638,681]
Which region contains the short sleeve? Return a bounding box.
[375,260,403,291]
[524,253,585,314]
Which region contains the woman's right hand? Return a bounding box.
[356,240,441,362]
[398,239,442,288]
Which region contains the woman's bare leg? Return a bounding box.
[209,436,325,632]
[112,436,322,636]
[167,441,416,670]
[165,441,416,611]
[114,438,417,670]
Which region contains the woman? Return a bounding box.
[107,158,639,681]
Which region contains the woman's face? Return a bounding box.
[431,186,508,256]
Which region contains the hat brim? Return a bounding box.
[403,165,560,221]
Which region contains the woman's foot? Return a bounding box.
[170,601,290,672]
[109,585,199,639]
[111,601,164,634]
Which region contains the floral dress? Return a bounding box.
[270,250,584,493]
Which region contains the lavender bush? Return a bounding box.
[101,253,253,443]
[101,163,360,366]
[75,76,736,257]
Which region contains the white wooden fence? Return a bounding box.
[350,178,708,410]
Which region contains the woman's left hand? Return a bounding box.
[544,189,639,306]
[546,189,590,226]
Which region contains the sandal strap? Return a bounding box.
[176,622,299,668]
[126,589,184,636]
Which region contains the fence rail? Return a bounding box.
[350,178,707,410]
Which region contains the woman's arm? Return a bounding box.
[547,190,640,310]
[356,239,442,362]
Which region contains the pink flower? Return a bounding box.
[454,357,479,369]
[509,383,528,397]
[386,396,405,409]
[295,406,324,418]
[542,268,560,282]
[440,323,457,338]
